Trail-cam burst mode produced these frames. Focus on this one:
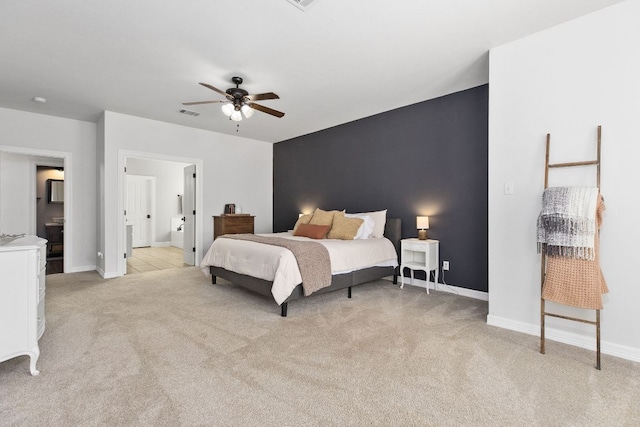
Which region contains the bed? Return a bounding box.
[201,215,401,316]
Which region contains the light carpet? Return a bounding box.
[1,267,639,426]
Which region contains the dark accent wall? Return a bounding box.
[273,85,488,292]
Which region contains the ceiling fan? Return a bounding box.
[182,76,285,121]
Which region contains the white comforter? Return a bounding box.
[200,232,398,304]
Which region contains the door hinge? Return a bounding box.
[124,210,127,216]
[124,253,127,259]
[192,247,196,252]
[192,210,196,215]
[124,166,127,173]
[193,173,196,178]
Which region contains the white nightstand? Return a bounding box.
[400,238,439,294]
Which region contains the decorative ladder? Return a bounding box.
[540,125,602,370]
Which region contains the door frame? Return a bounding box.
[117,149,203,277]
[0,145,72,274]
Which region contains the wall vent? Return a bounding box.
[287,0,318,11]
[179,108,200,117]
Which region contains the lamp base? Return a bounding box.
[418,230,427,240]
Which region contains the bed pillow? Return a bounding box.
[327,213,364,240]
[349,209,387,238]
[345,213,375,239]
[293,213,312,232]
[293,223,330,239]
[308,208,340,227]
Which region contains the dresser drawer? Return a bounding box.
[403,241,428,252]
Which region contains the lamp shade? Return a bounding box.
[221,103,234,117]
[241,104,254,118]
[230,109,243,122]
[416,216,429,230]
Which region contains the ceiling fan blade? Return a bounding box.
[182,100,226,106]
[199,82,229,98]
[246,92,280,101]
[248,102,285,118]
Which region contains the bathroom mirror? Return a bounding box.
[47,179,64,203]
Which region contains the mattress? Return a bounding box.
[201,232,398,304]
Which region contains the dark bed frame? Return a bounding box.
[210,218,402,316]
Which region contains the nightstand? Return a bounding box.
[213,215,254,239]
[400,238,439,294]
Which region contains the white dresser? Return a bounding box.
[0,236,47,376]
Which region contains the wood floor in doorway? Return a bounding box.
[127,246,188,275]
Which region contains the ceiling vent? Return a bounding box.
[287,0,318,11]
[179,108,200,117]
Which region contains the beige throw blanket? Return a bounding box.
[220,234,332,296]
[542,194,608,309]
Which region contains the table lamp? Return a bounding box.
[417,216,429,240]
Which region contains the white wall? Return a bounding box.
[488,0,640,361]
[126,157,190,244]
[0,152,33,234]
[100,111,273,277]
[0,108,97,272]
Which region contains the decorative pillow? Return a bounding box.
[345,213,375,239]
[327,213,364,240]
[293,223,330,239]
[348,209,387,238]
[309,208,340,227]
[293,213,312,232]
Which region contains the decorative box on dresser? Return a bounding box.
[213,215,255,239]
[0,236,47,376]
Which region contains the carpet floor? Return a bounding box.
[1,267,638,426]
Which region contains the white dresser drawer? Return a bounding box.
[403,241,427,252]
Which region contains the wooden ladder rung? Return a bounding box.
[543,311,597,326]
[548,160,599,168]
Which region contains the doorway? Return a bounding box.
[36,165,65,274]
[122,155,198,275]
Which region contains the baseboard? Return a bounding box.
[66,265,97,274]
[487,314,640,363]
[152,241,170,248]
[385,276,488,301]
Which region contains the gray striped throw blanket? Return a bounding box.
[537,186,599,260]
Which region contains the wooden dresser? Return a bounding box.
[213,215,254,239]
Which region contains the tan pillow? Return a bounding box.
[327,213,364,240]
[309,208,340,227]
[294,223,330,239]
[293,213,312,232]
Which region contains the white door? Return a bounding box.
[126,175,153,248]
[182,165,196,266]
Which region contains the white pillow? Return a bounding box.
[345,213,375,239]
[347,209,387,239]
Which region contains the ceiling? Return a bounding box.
[0,0,625,143]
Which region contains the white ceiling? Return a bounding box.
[0,0,625,143]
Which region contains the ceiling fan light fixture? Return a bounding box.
[221,103,234,117]
[241,104,254,118]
